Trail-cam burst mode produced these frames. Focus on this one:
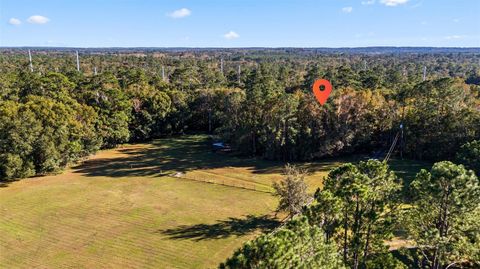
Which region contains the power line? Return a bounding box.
[384,132,400,163]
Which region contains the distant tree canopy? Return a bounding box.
[403,78,479,160]
[1,49,479,269]
[1,49,479,181]
[0,95,99,179]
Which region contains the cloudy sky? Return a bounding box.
[1,0,479,47]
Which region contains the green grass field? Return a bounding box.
[0,135,429,268]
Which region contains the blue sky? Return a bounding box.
[1,0,479,47]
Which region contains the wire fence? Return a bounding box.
[172,171,317,237]
[171,172,273,194]
[170,172,318,238]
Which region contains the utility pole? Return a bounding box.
[28,49,33,72]
[363,60,367,71]
[400,96,406,160]
[162,66,165,81]
[400,122,404,159]
[220,58,224,75]
[237,64,241,84]
[422,66,427,81]
[76,51,80,72]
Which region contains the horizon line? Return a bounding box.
[1,46,480,49]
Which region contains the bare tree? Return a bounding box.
[273,164,310,218]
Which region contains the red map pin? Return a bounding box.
[312,79,332,106]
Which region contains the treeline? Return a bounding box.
[1,69,172,180]
[0,51,479,180]
[221,160,480,269]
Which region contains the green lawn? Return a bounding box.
[0,135,429,268]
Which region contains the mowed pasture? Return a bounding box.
[0,135,429,268]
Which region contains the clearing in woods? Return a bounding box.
[0,135,429,268]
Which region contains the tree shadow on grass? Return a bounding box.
[72,135,270,177]
[0,181,11,188]
[387,158,431,200]
[159,214,280,241]
[72,134,429,189]
[73,135,266,178]
[72,135,349,179]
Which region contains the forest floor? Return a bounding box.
[0,135,430,268]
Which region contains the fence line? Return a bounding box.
[172,172,316,238]
[171,173,273,194]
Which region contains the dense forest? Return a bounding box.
[1,48,479,180]
[1,48,479,268]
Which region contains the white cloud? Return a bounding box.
[27,15,50,24]
[168,8,191,19]
[380,0,409,6]
[342,6,353,13]
[361,0,375,5]
[453,18,460,23]
[8,18,21,25]
[224,31,240,40]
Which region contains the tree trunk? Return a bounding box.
[362,203,375,267]
[252,131,256,155]
[432,248,440,269]
[352,195,361,269]
[208,109,212,133]
[343,208,349,263]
